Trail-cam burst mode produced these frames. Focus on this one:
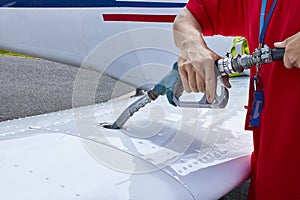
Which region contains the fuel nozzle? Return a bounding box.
[106,46,285,130]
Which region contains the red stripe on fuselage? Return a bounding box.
[103,14,176,22]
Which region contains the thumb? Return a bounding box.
[274,41,286,48]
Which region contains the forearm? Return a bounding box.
[172,7,225,102]
[173,7,207,51]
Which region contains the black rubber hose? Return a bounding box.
[271,48,285,61]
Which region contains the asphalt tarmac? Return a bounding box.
[0,55,250,199]
[0,56,134,121]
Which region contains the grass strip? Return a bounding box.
[0,49,35,58]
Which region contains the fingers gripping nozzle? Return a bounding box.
[151,62,229,109]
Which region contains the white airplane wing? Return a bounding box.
[0,2,252,199]
[0,77,252,200]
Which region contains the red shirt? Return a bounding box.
[186,0,300,199]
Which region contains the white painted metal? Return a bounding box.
[0,8,235,88]
[0,77,252,200]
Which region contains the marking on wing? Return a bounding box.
[102,14,176,22]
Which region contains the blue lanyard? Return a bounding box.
[259,0,278,45]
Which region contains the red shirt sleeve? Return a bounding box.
[186,0,246,36]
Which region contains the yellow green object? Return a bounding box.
[229,37,250,77]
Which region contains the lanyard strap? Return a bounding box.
[259,0,278,45]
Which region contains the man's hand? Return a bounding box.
[274,31,300,68]
[178,44,221,103]
[173,8,231,103]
